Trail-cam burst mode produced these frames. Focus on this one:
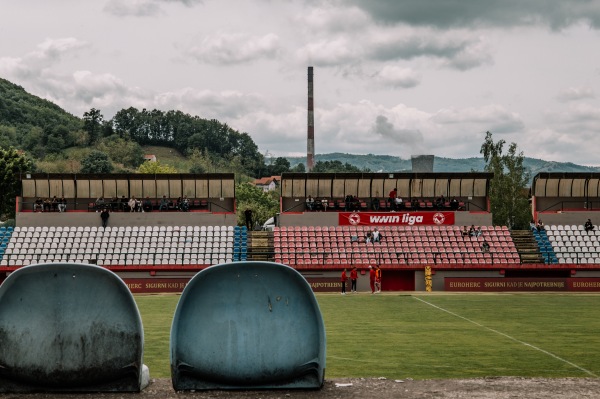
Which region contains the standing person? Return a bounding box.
[100,207,110,229]
[388,188,398,211]
[369,265,377,294]
[350,266,358,293]
[375,265,382,293]
[340,268,347,295]
[244,208,253,230]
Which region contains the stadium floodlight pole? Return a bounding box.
[307,66,314,172]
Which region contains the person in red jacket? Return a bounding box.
[375,265,382,293]
[350,266,358,293]
[369,265,376,294]
[340,268,348,295]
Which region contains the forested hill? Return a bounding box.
[0,78,81,131]
[286,153,600,175]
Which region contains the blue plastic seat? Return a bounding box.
[0,263,148,392]
[171,261,326,390]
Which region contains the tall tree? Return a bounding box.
[83,108,104,145]
[480,131,531,229]
[80,150,113,173]
[0,147,34,219]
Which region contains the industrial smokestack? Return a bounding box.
[307,66,314,172]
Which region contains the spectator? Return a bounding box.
[57,196,67,213]
[34,197,43,212]
[481,240,490,253]
[344,195,353,211]
[321,197,329,212]
[450,197,459,211]
[143,197,153,212]
[128,196,137,212]
[95,197,105,210]
[475,227,483,237]
[51,196,59,212]
[158,195,169,211]
[394,195,404,211]
[375,265,382,293]
[43,198,52,212]
[529,219,536,231]
[180,195,190,212]
[110,196,119,211]
[352,195,360,212]
[305,195,315,211]
[244,208,253,230]
[120,195,129,211]
[314,198,324,212]
[372,227,383,243]
[461,226,469,237]
[435,195,446,210]
[585,219,595,232]
[536,219,545,232]
[469,225,476,237]
[100,207,110,229]
[388,188,398,210]
[365,231,373,244]
[371,196,380,211]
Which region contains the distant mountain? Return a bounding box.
[286,153,600,176]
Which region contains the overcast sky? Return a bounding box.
[1,0,600,165]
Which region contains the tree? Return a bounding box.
[97,135,144,168]
[312,160,363,173]
[137,161,178,174]
[235,182,279,228]
[80,150,113,173]
[480,131,531,229]
[0,147,34,219]
[83,108,104,145]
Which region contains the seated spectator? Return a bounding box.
[585,219,595,232]
[43,198,52,212]
[475,226,483,237]
[51,196,59,212]
[158,195,169,211]
[120,195,129,211]
[305,195,315,211]
[394,196,404,211]
[435,195,445,210]
[461,226,469,237]
[481,240,490,253]
[372,228,383,243]
[135,197,143,212]
[450,197,459,211]
[352,196,360,211]
[411,198,420,209]
[128,196,137,212]
[371,196,379,211]
[536,219,545,232]
[95,197,105,210]
[322,197,329,211]
[365,231,373,244]
[34,197,43,212]
[314,198,324,212]
[143,197,153,212]
[469,225,476,237]
[180,195,190,212]
[58,196,67,213]
[529,219,536,231]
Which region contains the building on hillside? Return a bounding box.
[253,176,280,192]
[144,154,157,162]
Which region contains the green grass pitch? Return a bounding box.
[135,293,600,379]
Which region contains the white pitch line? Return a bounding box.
[413,296,597,377]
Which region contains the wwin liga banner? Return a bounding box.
[338,211,455,226]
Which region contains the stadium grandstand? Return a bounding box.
[2,171,600,293]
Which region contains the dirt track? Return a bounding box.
[2,377,599,399]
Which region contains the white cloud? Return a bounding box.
[373,66,421,88]
[103,0,162,16]
[557,87,595,102]
[186,32,281,65]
